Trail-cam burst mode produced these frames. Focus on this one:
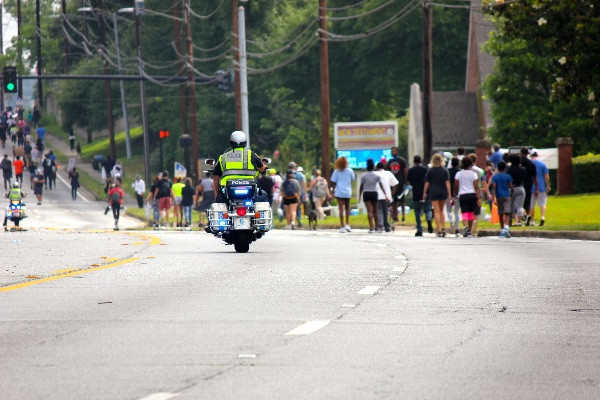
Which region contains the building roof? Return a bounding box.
[432,91,481,149]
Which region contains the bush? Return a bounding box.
[573,153,600,193]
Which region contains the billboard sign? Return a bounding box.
[336,149,392,170]
[334,121,398,150]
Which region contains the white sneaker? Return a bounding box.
[345,224,352,232]
[339,227,346,233]
[286,224,292,230]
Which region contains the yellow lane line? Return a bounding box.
[0,257,140,294]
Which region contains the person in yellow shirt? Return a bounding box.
[172,177,185,228]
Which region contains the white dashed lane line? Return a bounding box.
[285,320,331,336]
[357,286,381,295]
[136,393,179,400]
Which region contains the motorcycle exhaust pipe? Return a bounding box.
[254,231,263,240]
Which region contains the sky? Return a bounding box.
[2,7,18,53]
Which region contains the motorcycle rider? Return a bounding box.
[212,131,268,201]
[3,181,26,229]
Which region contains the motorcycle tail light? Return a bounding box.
[236,207,247,217]
[223,212,229,219]
[255,212,261,218]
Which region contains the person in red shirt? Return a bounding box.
[107,181,124,230]
[12,156,24,185]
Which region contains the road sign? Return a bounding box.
[174,162,186,178]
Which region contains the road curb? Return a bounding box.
[478,229,600,241]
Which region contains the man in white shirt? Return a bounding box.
[468,153,491,235]
[132,175,146,208]
[375,162,398,232]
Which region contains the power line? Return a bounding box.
[319,0,370,11]
[321,0,396,21]
[186,0,225,20]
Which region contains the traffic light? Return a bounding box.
[215,69,231,92]
[159,130,170,139]
[3,66,17,93]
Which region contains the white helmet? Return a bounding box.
[12,181,19,188]
[229,130,247,148]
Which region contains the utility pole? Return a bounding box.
[17,0,22,100]
[113,14,131,159]
[61,0,68,73]
[422,0,433,162]
[173,0,188,138]
[318,0,332,179]
[35,0,43,107]
[184,0,200,182]
[97,0,117,160]
[232,0,242,130]
[238,6,249,146]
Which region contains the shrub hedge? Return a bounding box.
[573,153,600,193]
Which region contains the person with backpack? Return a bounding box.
[153,170,175,228]
[281,170,301,230]
[107,181,124,231]
[307,169,331,220]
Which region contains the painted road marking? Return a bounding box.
[136,393,179,400]
[0,257,139,293]
[358,286,381,295]
[285,320,330,336]
[238,354,257,359]
[56,173,91,203]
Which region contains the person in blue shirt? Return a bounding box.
[330,156,355,233]
[491,161,514,238]
[488,143,504,168]
[529,151,550,226]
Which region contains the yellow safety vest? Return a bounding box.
[9,188,22,201]
[218,147,258,186]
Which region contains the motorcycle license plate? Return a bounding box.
[232,217,250,230]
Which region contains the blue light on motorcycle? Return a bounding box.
[234,189,249,196]
[245,200,253,206]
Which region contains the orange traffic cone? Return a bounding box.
[490,202,500,224]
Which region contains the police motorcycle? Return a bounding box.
[204,158,273,253]
[4,182,27,231]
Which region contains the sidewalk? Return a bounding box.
[45,134,138,207]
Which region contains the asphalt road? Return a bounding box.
[2,207,599,400]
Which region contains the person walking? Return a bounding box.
[153,171,175,228]
[42,153,55,190]
[307,169,331,220]
[488,143,504,168]
[32,168,44,205]
[194,171,215,228]
[520,147,538,225]
[387,146,407,222]
[172,177,185,228]
[68,128,75,152]
[1,154,12,190]
[12,155,24,185]
[422,153,451,237]
[491,161,514,238]
[330,156,355,233]
[528,150,550,226]
[446,156,461,235]
[281,170,301,230]
[374,162,397,232]
[407,155,432,236]
[257,170,275,206]
[359,159,387,233]
[452,157,481,237]
[32,107,41,128]
[107,181,124,231]
[181,177,195,229]
[68,167,80,200]
[507,154,527,226]
[132,175,146,208]
[146,175,161,229]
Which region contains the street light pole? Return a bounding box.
[184,0,200,183]
[35,0,43,107]
[134,10,152,187]
[97,0,117,160]
[238,6,249,146]
[113,14,132,159]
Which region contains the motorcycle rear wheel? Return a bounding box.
[232,231,251,253]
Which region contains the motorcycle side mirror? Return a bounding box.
[205,159,215,166]
[262,158,271,164]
